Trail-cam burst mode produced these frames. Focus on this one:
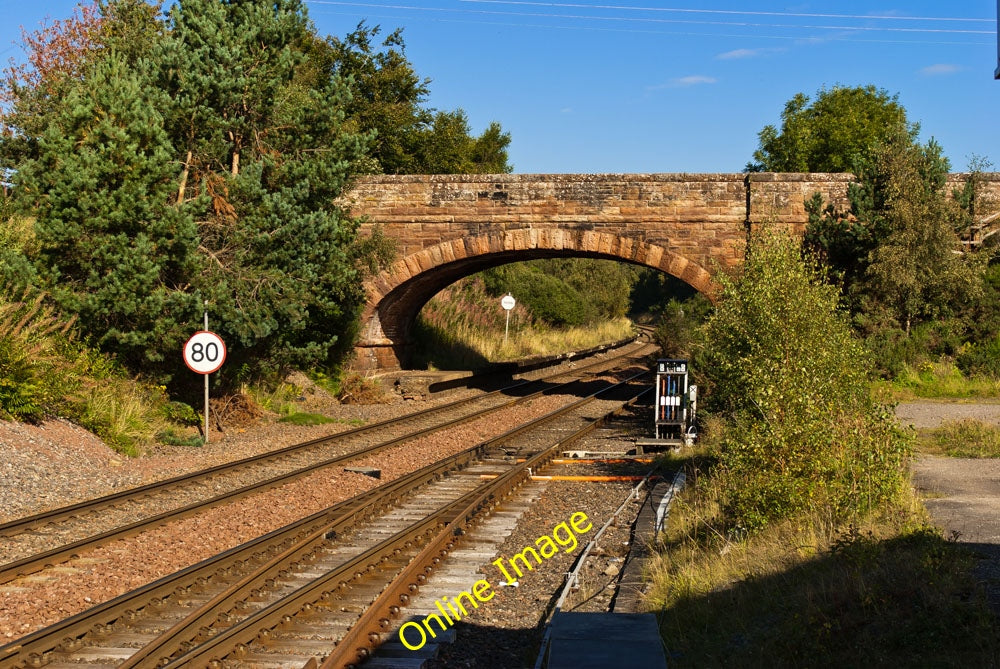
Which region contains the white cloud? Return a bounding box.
[716,47,786,60]
[920,63,960,76]
[673,75,717,87]
[645,75,718,92]
[717,48,759,60]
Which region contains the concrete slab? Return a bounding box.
[546,612,667,669]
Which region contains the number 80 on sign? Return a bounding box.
[183,331,227,374]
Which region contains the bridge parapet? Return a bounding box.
[344,172,1000,370]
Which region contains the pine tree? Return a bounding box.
[158,0,370,375]
[15,53,200,369]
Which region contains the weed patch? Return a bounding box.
[278,412,335,426]
[918,419,1000,458]
[647,459,1000,667]
[879,362,1000,400]
[337,373,388,405]
[156,428,204,447]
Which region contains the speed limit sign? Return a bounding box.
[183,331,226,374]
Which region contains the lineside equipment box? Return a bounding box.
[638,358,696,449]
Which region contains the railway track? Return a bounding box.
[0,343,655,668]
[0,339,654,586]
[363,400,679,669]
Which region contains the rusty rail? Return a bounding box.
[0,356,653,669]
[0,342,655,588]
[156,374,650,668]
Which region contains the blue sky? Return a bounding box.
[1,1,997,173]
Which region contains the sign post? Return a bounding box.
[183,307,226,443]
[501,293,516,345]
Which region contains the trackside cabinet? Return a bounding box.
[653,359,696,444]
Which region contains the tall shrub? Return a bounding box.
[158,0,369,378]
[701,229,909,532]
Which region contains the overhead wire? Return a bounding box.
[305,1,994,45]
[306,8,988,47]
[458,0,993,24]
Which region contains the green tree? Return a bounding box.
[748,85,915,173]
[0,0,161,172]
[416,110,510,174]
[862,135,982,333]
[326,23,430,174]
[535,258,638,319]
[951,155,996,246]
[158,0,370,377]
[700,229,909,532]
[13,54,199,370]
[805,128,981,334]
[483,263,596,327]
[2,1,513,386]
[328,22,511,174]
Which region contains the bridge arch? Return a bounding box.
[344,171,1000,371]
[354,229,714,370]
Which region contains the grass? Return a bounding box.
[77,384,163,457]
[645,450,1000,667]
[415,312,635,369]
[0,290,176,455]
[876,361,1000,401]
[242,381,302,416]
[278,412,334,426]
[916,419,1000,458]
[278,412,364,426]
[410,274,637,370]
[449,316,635,362]
[156,428,204,447]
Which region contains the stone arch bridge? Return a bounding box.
[343,172,1000,370]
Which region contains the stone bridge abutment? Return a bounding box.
[343,172,999,370]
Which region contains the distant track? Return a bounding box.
[0,344,655,669]
[0,337,654,588]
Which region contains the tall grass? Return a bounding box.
[78,385,161,456]
[0,290,170,455]
[646,450,1000,667]
[0,292,69,421]
[917,418,1000,458]
[877,361,1000,400]
[412,276,635,369]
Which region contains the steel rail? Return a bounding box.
[162,376,651,669]
[0,337,647,541]
[0,343,656,587]
[134,371,651,669]
[0,363,652,669]
[0,445,486,669]
[318,384,654,669]
[531,466,672,669]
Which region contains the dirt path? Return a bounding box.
[897,401,1000,612]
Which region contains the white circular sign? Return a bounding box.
[183,331,227,374]
[501,294,516,311]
